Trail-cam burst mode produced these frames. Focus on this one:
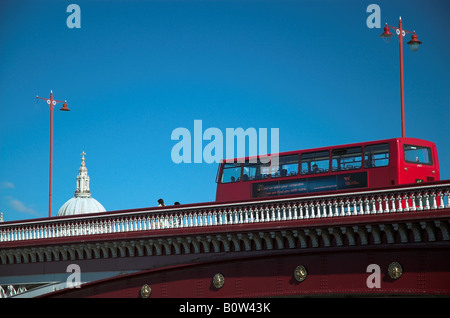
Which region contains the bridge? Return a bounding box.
[1,180,449,298]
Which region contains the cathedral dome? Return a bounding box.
[57,151,106,217]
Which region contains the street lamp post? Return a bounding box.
[36,91,70,217]
[380,17,422,138]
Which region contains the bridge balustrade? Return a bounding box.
[1,182,449,243]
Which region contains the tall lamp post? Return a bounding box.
[36,91,70,217]
[379,17,422,138]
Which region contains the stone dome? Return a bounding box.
[57,151,106,216]
[57,197,106,216]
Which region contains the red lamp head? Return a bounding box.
[59,101,70,111]
[407,32,422,52]
[380,24,395,43]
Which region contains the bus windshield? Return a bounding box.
[403,145,432,165]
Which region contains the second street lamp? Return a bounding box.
[36,90,70,218]
[380,17,422,138]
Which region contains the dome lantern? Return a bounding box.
[57,151,106,216]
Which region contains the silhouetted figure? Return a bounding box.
[312,164,319,173]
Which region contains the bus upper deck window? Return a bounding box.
[243,159,270,181]
[300,151,329,174]
[364,144,389,168]
[220,163,242,183]
[404,145,433,165]
[331,147,362,171]
[271,155,298,178]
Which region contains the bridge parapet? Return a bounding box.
[1,181,449,244]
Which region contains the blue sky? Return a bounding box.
[0,0,448,221]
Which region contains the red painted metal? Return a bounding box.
[36,91,69,217]
[49,91,54,219]
[398,18,405,138]
[381,18,420,138]
[380,24,394,38]
[42,245,450,298]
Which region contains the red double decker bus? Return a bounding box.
[215,137,440,202]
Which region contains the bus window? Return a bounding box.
[404,145,433,165]
[364,144,389,168]
[332,147,362,171]
[301,151,329,174]
[220,163,241,183]
[271,155,298,178]
[243,160,270,181]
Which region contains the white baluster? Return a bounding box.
[194,212,200,227]
[217,211,222,225]
[338,200,345,216]
[145,216,150,230]
[326,201,332,217]
[390,196,396,213]
[396,195,403,212]
[281,205,287,221]
[304,203,310,219]
[404,194,410,212]
[224,210,229,225]
[345,200,351,216]
[254,207,259,222]
[247,208,253,223]
[270,206,275,221]
[297,203,303,219]
[351,199,358,216]
[383,197,389,213]
[202,211,207,226]
[110,219,115,233]
[417,193,423,211]
[172,214,178,228]
[258,207,263,222]
[317,202,323,218]
[424,192,430,210]
[293,204,298,220]
[410,193,416,211]
[332,201,338,217]
[206,212,211,225]
[176,214,182,228]
[364,198,370,214]
[438,191,444,209]
[370,197,376,214]
[189,213,194,227]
